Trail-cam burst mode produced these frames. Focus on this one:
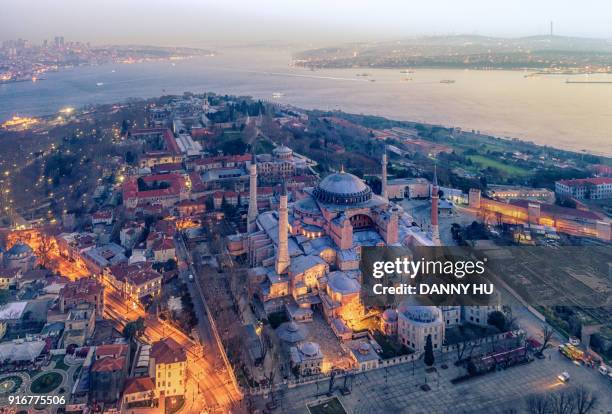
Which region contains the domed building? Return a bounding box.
[380,308,398,336]
[290,341,323,376]
[246,151,436,342]
[4,241,36,272]
[397,302,445,352]
[321,271,362,333]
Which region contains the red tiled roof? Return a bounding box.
[96,343,128,359]
[91,356,126,372]
[557,177,612,186]
[151,162,184,173]
[509,200,604,221]
[108,262,162,287]
[151,338,186,365]
[123,173,186,200]
[123,377,155,395]
[195,154,251,165]
[60,278,103,300]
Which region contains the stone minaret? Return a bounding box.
[247,155,258,233]
[431,165,441,246]
[381,147,388,200]
[275,182,290,274]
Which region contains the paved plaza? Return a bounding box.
[264,347,611,414]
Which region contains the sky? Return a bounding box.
[1,0,611,47]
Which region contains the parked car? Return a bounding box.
[598,365,609,376]
[569,336,581,346]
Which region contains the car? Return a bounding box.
[598,365,609,376]
[569,337,581,346]
[557,372,570,383]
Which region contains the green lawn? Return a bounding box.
[467,155,529,176]
[30,372,62,394]
[308,397,347,414]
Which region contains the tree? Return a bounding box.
[424,334,435,367]
[37,233,55,269]
[571,386,597,414]
[525,394,550,414]
[0,290,10,306]
[538,324,554,355]
[123,316,146,339]
[487,310,507,332]
[549,389,575,414]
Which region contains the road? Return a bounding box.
[174,234,244,413]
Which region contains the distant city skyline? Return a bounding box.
[1,0,612,48]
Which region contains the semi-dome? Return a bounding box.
[313,171,372,205]
[276,321,307,343]
[398,304,442,324]
[382,308,398,322]
[7,242,33,257]
[327,271,360,295]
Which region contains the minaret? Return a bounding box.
[247,154,258,233]
[431,165,441,246]
[381,147,388,200]
[275,182,290,274]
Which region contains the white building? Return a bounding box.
[555,177,612,200]
[397,304,445,352]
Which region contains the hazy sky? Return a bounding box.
[2,0,611,47]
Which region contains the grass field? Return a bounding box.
[467,155,529,176]
[308,397,347,414]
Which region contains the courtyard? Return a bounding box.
[260,346,612,414]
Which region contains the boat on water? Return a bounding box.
[356,73,371,77]
[96,82,104,86]
[400,70,415,74]
[272,92,285,98]
[440,79,456,84]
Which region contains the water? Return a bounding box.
[1,47,611,156]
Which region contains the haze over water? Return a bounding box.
[1,47,611,156]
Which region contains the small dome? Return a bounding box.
[299,341,320,357]
[313,172,372,205]
[358,343,371,354]
[398,303,442,324]
[327,271,360,295]
[382,308,398,322]
[7,242,33,256]
[277,321,307,343]
[274,145,293,155]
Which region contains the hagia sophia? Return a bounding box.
[240,151,444,346]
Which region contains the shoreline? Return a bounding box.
[6,94,609,161]
[1,57,610,157]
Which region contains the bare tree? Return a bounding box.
[571,386,597,414]
[525,394,550,414]
[538,325,554,355]
[36,233,55,269]
[549,390,575,414]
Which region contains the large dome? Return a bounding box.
[313,172,372,205]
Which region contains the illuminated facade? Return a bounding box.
[246,159,435,339]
